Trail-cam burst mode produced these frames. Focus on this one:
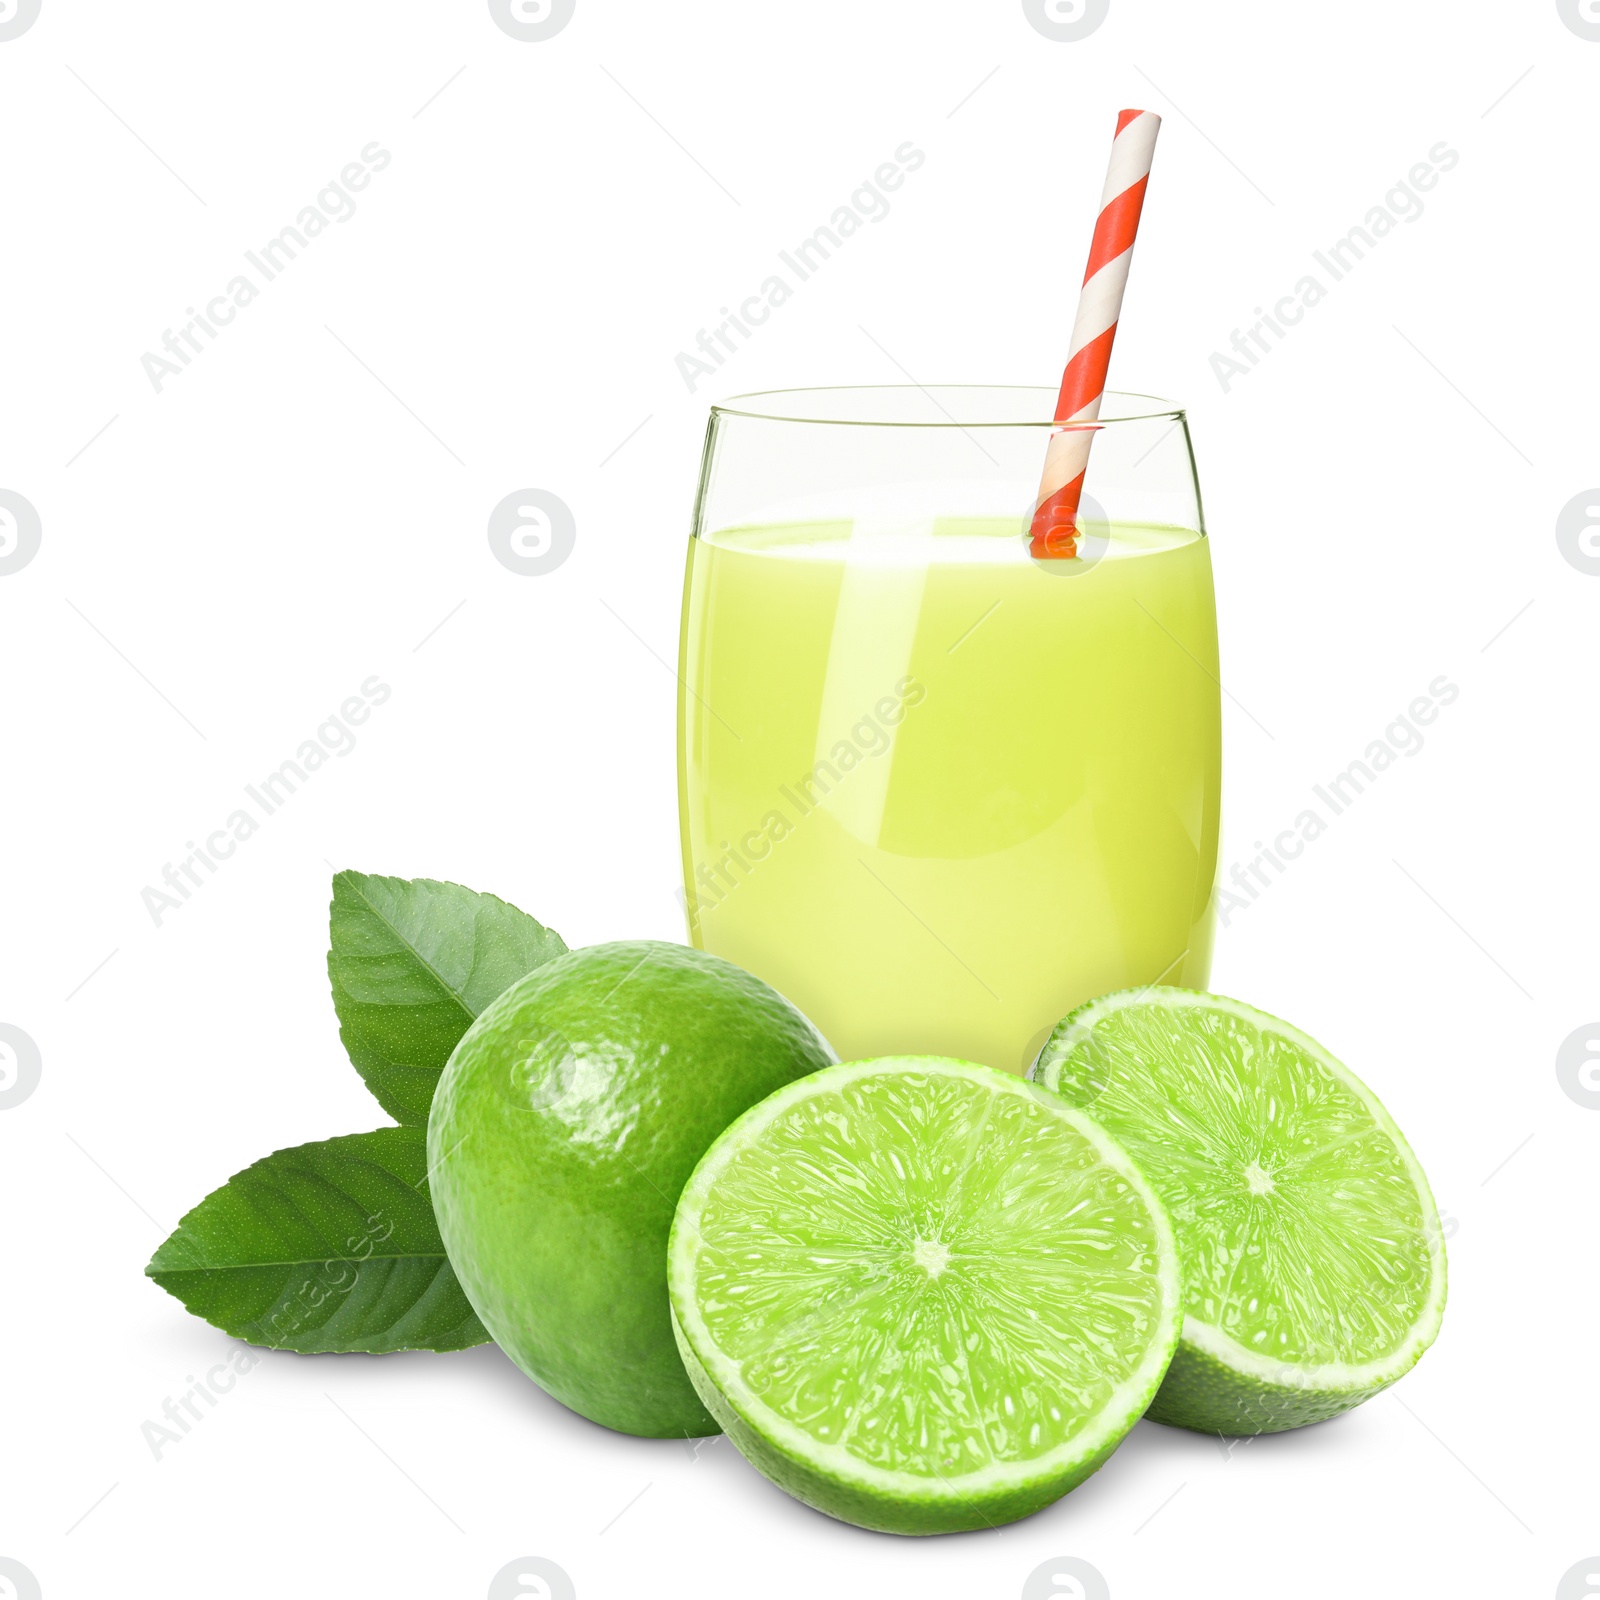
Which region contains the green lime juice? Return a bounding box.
[677,517,1221,1072]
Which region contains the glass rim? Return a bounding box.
[709,384,1185,429]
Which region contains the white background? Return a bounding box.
[2,2,1596,1597]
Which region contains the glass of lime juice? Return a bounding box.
[676,386,1220,1074]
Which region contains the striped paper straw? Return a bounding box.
[1029,108,1162,558]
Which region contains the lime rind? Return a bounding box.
[668,1057,1183,1532]
[1144,1333,1410,1436]
[1030,987,1447,1433]
[669,1305,1138,1534]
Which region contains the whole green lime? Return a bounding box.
[428,940,835,1438]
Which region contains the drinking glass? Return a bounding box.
[677,386,1219,1073]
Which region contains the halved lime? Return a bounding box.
[667,1057,1181,1535]
[1031,989,1447,1434]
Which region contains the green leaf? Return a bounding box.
[146,1128,488,1354]
[328,869,568,1125]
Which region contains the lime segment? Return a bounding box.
[1032,989,1446,1433]
[668,1057,1181,1534]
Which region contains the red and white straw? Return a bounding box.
[1029,108,1162,558]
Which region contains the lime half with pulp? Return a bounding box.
[1031,988,1447,1434]
[667,1057,1181,1535]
